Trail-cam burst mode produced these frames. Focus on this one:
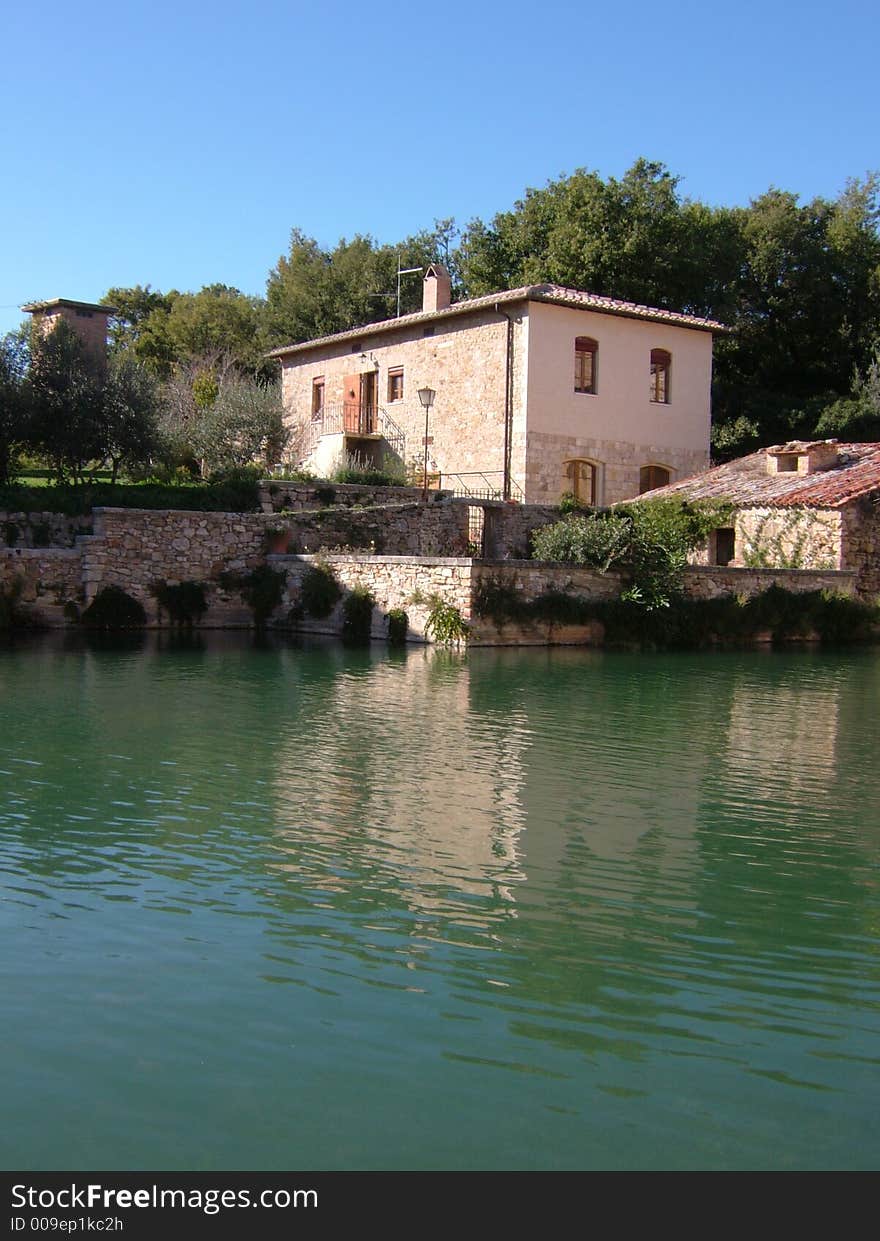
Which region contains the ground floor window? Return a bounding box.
[639,464,672,493]
[563,458,600,505]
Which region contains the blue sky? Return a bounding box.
[1,0,877,336]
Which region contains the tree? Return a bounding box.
[25,321,160,484]
[263,221,462,349]
[102,352,161,482]
[0,328,31,484]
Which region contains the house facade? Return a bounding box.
[641,440,880,600]
[269,267,723,505]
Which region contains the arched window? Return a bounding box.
[650,349,671,403]
[574,337,598,394]
[639,464,672,493]
[563,458,601,505]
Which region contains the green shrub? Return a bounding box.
[425,597,469,645]
[387,608,408,645]
[314,485,337,506]
[0,577,23,630]
[341,586,375,644]
[81,586,146,629]
[4,521,19,547]
[31,522,51,548]
[532,499,733,610]
[234,564,286,627]
[532,511,632,570]
[151,580,208,628]
[300,561,342,618]
[330,451,406,487]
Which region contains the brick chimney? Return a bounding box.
[422,264,451,314]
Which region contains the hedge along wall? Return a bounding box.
[280,502,469,556]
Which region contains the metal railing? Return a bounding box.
[437,471,524,502]
[294,404,406,465]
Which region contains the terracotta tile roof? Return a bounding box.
[640,443,880,509]
[267,284,728,359]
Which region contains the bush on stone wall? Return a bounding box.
[300,561,342,618]
[81,586,147,629]
[387,608,408,645]
[151,580,208,628]
[341,586,375,645]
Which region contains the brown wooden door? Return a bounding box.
[342,373,360,432]
[359,371,377,433]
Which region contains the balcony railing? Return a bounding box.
[294,403,406,464]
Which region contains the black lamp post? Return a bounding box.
[417,386,435,502]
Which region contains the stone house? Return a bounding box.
[640,440,880,599]
[269,266,725,506]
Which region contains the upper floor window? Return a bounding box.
[639,464,672,493]
[650,349,671,403]
[387,367,404,403]
[574,337,598,394]
[311,377,325,419]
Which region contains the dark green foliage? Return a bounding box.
[314,485,336,506]
[31,523,51,548]
[532,499,732,609]
[0,476,262,515]
[592,587,879,649]
[228,564,286,627]
[80,586,146,629]
[387,608,408,645]
[330,459,407,487]
[558,491,589,515]
[424,597,469,644]
[0,577,23,630]
[4,521,19,547]
[299,562,342,618]
[151,580,208,627]
[341,586,375,644]
[474,576,593,630]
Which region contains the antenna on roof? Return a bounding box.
[396,256,423,318]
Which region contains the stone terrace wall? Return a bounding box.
[0,511,93,549]
[276,554,474,643]
[0,548,84,626]
[683,565,857,599]
[281,502,469,556]
[477,502,562,559]
[259,481,451,512]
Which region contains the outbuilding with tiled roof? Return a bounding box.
[640,440,880,599]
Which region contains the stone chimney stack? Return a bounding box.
[22,298,115,366]
[422,264,452,314]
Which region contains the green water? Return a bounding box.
[1,634,879,1171]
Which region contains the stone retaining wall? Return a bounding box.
[682,565,857,599]
[0,547,84,626]
[258,480,451,512]
[0,511,93,549]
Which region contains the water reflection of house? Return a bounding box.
[270,650,528,922]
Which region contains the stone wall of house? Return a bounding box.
[523,430,708,507]
[0,511,93,548]
[0,547,84,625]
[730,506,843,571]
[279,308,525,488]
[258,481,451,512]
[840,500,880,600]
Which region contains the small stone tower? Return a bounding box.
[22,298,115,364]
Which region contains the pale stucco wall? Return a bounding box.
[522,302,712,505]
[279,308,528,487]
